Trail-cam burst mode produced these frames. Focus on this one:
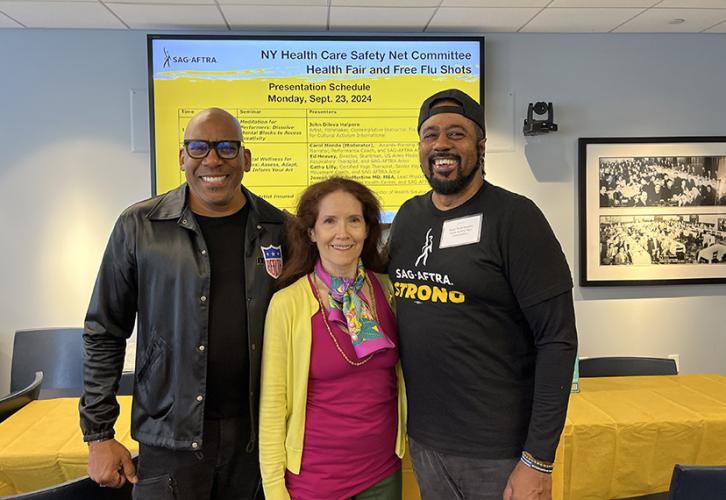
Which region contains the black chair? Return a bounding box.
[11,328,84,398]
[0,371,43,422]
[579,356,677,377]
[3,472,134,499]
[668,464,726,500]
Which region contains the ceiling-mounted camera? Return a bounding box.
[523,101,558,136]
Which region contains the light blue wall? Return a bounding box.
[482,34,726,378]
[1,29,724,391]
[0,30,151,390]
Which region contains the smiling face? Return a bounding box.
[418,103,486,201]
[309,190,368,279]
[179,108,251,217]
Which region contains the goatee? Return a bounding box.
[426,161,479,195]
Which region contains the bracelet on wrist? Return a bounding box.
[88,437,112,445]
[520,451,554,474]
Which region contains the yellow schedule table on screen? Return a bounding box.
[150,38,483,220]
[0,396,137,496]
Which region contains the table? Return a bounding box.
[402,374,726,500]
[1,376,725,498]
[553,374,726,499]
[0,396,137,496]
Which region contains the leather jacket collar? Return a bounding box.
[148,184,284,224]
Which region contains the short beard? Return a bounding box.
[426,160,479,195]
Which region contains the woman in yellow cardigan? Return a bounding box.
[260,177,406,500]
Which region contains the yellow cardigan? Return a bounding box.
[259,273,407,500]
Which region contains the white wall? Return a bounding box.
[481,34,726,375]
[0,30,724,391]
[0,30,150,390]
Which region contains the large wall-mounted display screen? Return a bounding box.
[148,35,483,220]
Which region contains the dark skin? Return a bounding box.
[87,108,252,488]
[87,439,137,487]
[504,460,552,500]
[179,107,251,217]
[419,101,552,500]
[418,103,486,211]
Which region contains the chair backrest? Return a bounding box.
[11,328,84,394]
[3,474,133,499]
[0,371,43,422]
[669,464,726,500]
[579,356,678,377]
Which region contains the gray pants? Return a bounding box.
[408,437,518,500]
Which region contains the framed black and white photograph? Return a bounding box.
[579,137,726,286]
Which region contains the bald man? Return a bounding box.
[80,108,285,499]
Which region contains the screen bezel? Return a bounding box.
[146,33,485,197]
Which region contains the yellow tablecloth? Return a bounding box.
[553,374,726,500]
[403,374,726,500]
[0,396,137,496]
[1,376,725,499]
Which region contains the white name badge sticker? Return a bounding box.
[439,213,483,248]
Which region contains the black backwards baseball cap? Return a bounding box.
[417,89,485,134]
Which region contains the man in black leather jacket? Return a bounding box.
[80,108,285,499]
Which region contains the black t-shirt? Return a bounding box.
[388,181,573,459]
[196,204,250,419]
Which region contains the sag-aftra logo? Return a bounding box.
[163,48,217,68]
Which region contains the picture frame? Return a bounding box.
[578,136,726,286]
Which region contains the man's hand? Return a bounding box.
[503,460,552,500]
[87,439,138,488]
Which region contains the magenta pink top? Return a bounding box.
[285,274,401,500]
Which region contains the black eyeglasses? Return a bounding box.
[183,140,242,160]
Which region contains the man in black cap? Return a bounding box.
[388,89,577,499]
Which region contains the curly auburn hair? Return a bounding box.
[277,177,386,289]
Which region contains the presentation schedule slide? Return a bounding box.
[151,38,482,219]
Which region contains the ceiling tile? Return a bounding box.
[330,6,435,31]
[8,0,96,2]
[0,1,125,28]
[220,0,327,5]
[440,0,548,5]
[107,0,216,4]
[549,0,658,7]
[428,7,541,32]
[0,10,23,27]
[521,7,642,31]
[705,19,726,30]
[615,7,726,31]
[656,0,726,7]
[106,3,226,29]
[223,5,327,30]
[332,0,439,6]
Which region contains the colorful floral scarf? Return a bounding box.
[315,259,395,358]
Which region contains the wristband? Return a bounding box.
[520,451,554,474]
[88,437,112,445]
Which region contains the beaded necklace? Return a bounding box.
[309,273,378,367]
